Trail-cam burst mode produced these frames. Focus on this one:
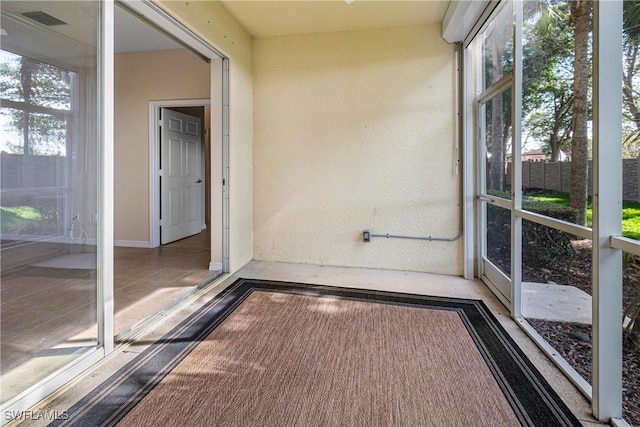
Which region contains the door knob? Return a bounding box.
[196,179,202,183]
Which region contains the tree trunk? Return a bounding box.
[569,0,591,226]
[488,40,505,192]
[550,133,561,162]
[489,102,505,192]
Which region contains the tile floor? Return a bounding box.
[11,261,605,427]
[0,231,216,404]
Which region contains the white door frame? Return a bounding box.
[149,99,209,248]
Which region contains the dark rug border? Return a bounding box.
[50,278,581,427]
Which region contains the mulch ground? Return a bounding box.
[521,239,640,425]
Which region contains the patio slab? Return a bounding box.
[522,282,592,325]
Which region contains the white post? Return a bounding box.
[592,0,623,421]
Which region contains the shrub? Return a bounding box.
[485,192,579,270]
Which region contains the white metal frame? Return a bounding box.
[222,58,230,273]
[469,0,633,423]
[510,0,523,319]
[591,1,623,421]
[476,90,514,303]
[473,1,516,304]
[462,37,475,280]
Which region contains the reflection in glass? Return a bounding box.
[0,1,99,404]
[521,219,592,385]
[483,89,512,199]
[0,50,72,109]
[482,1,514,90]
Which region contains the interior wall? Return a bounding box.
[114,48,210,244]
[157,0,254,272]
[253,24,461,275]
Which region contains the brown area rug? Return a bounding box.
[50,278,581,426]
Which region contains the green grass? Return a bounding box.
[0,206,42,233]
[526,193,640,240]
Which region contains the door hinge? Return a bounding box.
[223,178,226,185]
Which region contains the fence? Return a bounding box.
[1,152,65,189]
[505,158,640,202]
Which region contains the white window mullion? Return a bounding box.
[98,0,115,354]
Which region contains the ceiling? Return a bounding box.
[1,1,451,63]
[219,1,450,38]
[0,1,179,65]
[0,1,100,66]
[114,5,180,54]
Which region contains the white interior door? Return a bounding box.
[160,108,203,244]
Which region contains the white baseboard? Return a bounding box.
[114,240,151,248]
[209,261,223,271]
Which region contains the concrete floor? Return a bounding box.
[0,231,216,404]
[11,261,604,427]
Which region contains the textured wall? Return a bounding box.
[114,49,210,243]
[253,25,461,275]
[156,1,255,271]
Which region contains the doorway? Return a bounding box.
[147,101,212,248]
[159,107,205,245]
[112,5,226,336]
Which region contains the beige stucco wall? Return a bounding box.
[114,48,210,243]
[157,0,254,272]
[253,25,461,275]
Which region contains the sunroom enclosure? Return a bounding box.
[468,0,638,424]
[0,0,638,425]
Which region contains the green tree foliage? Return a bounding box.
[623,0,640,158]
[522,0,575,162]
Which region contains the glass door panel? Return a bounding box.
[479,87,513,302]
[0,1,100,404]
[484,88,512,199]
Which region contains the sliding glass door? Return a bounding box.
[476,1,514,305]
[0,0,107,411]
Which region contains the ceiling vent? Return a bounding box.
[22,11,67,26]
